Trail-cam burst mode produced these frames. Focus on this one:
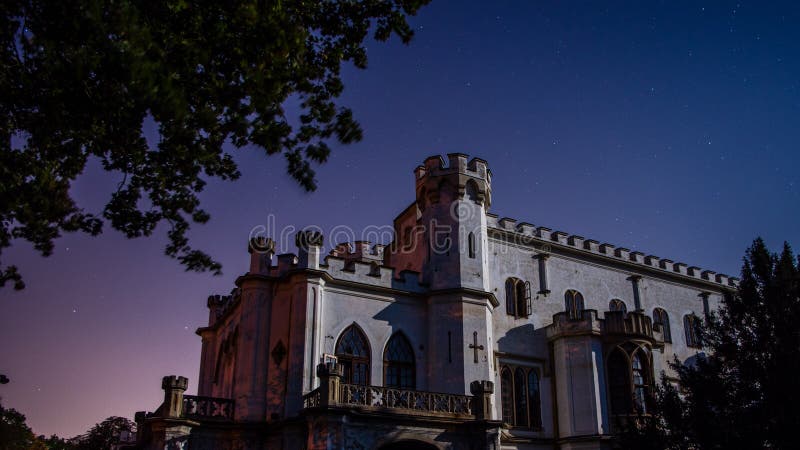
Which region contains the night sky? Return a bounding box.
[2,0,799,438]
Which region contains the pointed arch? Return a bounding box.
[631,348,651,413]
[652,307,671,343]
[505,277,531,318]
[527,370,542,429]
[609,299,627,313]
[383,332,415,389]
[684,314,702,348]
[335,324,371,385]
[565,289,585,319]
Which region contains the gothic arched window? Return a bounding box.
[609,299,627,313]
[565,290,585,320]
[384,333,415,389]
[336,325,371,385]
[684,314,702,348]
[607,349,631,415]
[499,364,542,430]
[505,278,531,318]
[653,308,671,343]
[632,350,650,413]
[500,367,514,423]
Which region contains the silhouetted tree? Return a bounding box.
[0,0,430,290]
[73,416,134,450]
[0,400,37,449]
[619,238,800,449]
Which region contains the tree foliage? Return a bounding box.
[619,238,800,449]
[0,400,38,449]
[0,0,429,289]
[72,416,134,450]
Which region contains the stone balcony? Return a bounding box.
[303,362,494,421]
[546,310,655,343]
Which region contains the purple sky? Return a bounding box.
[2,1,799,438]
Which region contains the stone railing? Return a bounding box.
[338,383,474,417]
[304,362,493,420]
[182,395,235,421]
[603,311,653,339]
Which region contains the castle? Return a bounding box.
[133,154,735,450]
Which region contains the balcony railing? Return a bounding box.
[604,311,653,339]
[181,395,235,421]
[338,383,474,417]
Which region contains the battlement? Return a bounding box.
[485,214,738,289]
[329,241,386,264]
[414,153,491,182]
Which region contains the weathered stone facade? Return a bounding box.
[134,154,735,450]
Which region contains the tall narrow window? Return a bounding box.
[632,350,650,413]
[513,368,528,426]
[684,314,702,348]
[335,325,371,385]
[500,364,542,430]
[500,367,514,424]
[506,278,531,318]
[468,232,476,259]
[652,308,671,343]
[527,370,542,429]
[565,290,585,320]
[384,333,415,389]
[609,299,627,313]
[607,350,631,415]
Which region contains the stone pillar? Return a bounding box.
[297,230,323,270]
[161,375,188,418]
[470,380,494,420]
[248,236,275,275]
[316,362,343,407]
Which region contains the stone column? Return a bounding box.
[470,380,494,420]
[161,375,188,418]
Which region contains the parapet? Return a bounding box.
[489,215,738,290]
[415,154,492,209]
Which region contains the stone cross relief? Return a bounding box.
[469,331,484,364]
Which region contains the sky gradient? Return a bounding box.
[1,0,799,438]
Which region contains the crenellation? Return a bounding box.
[599,243,615,255]
[537,227,552,240]
[276,253,298,275]
[552,231,568,245]
[715,273,729,285]
[467,156,489,177]
[645,255,660,267]
[499,217,517,231]
[567,235,584,248]
[447,153,469,172]
[630,251,645,263]
[583,239,600,252]
[674,262,688,275]
[659,259,674,271]
[516,222,536,235]
[729,277,740,287]
[614,247,630,259]
[485,214,500,228]
[687,266,702,278]
[701,270,715,281]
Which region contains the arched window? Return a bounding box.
[607,349,631,415]
[565,290,585,320]
[384,333,415,389]
[499,364,542,429]
[631,350,650,413]
[335,325,371,385]
[500,367,513,423]
[652,308,671,343]
[505,278,531,318]
[468,232,476,259]
[465,179,479,203]
[684,314,702,348]
[609,299,627,313]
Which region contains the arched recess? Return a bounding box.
[383,332,415,389]
[335,324,371,385]
[465,179,480,203]
[652,307,671,343]
[631,347,652,413]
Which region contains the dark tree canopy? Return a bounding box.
[73,416,134,450]
[0,0,429,290]
[619,238,800,450]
